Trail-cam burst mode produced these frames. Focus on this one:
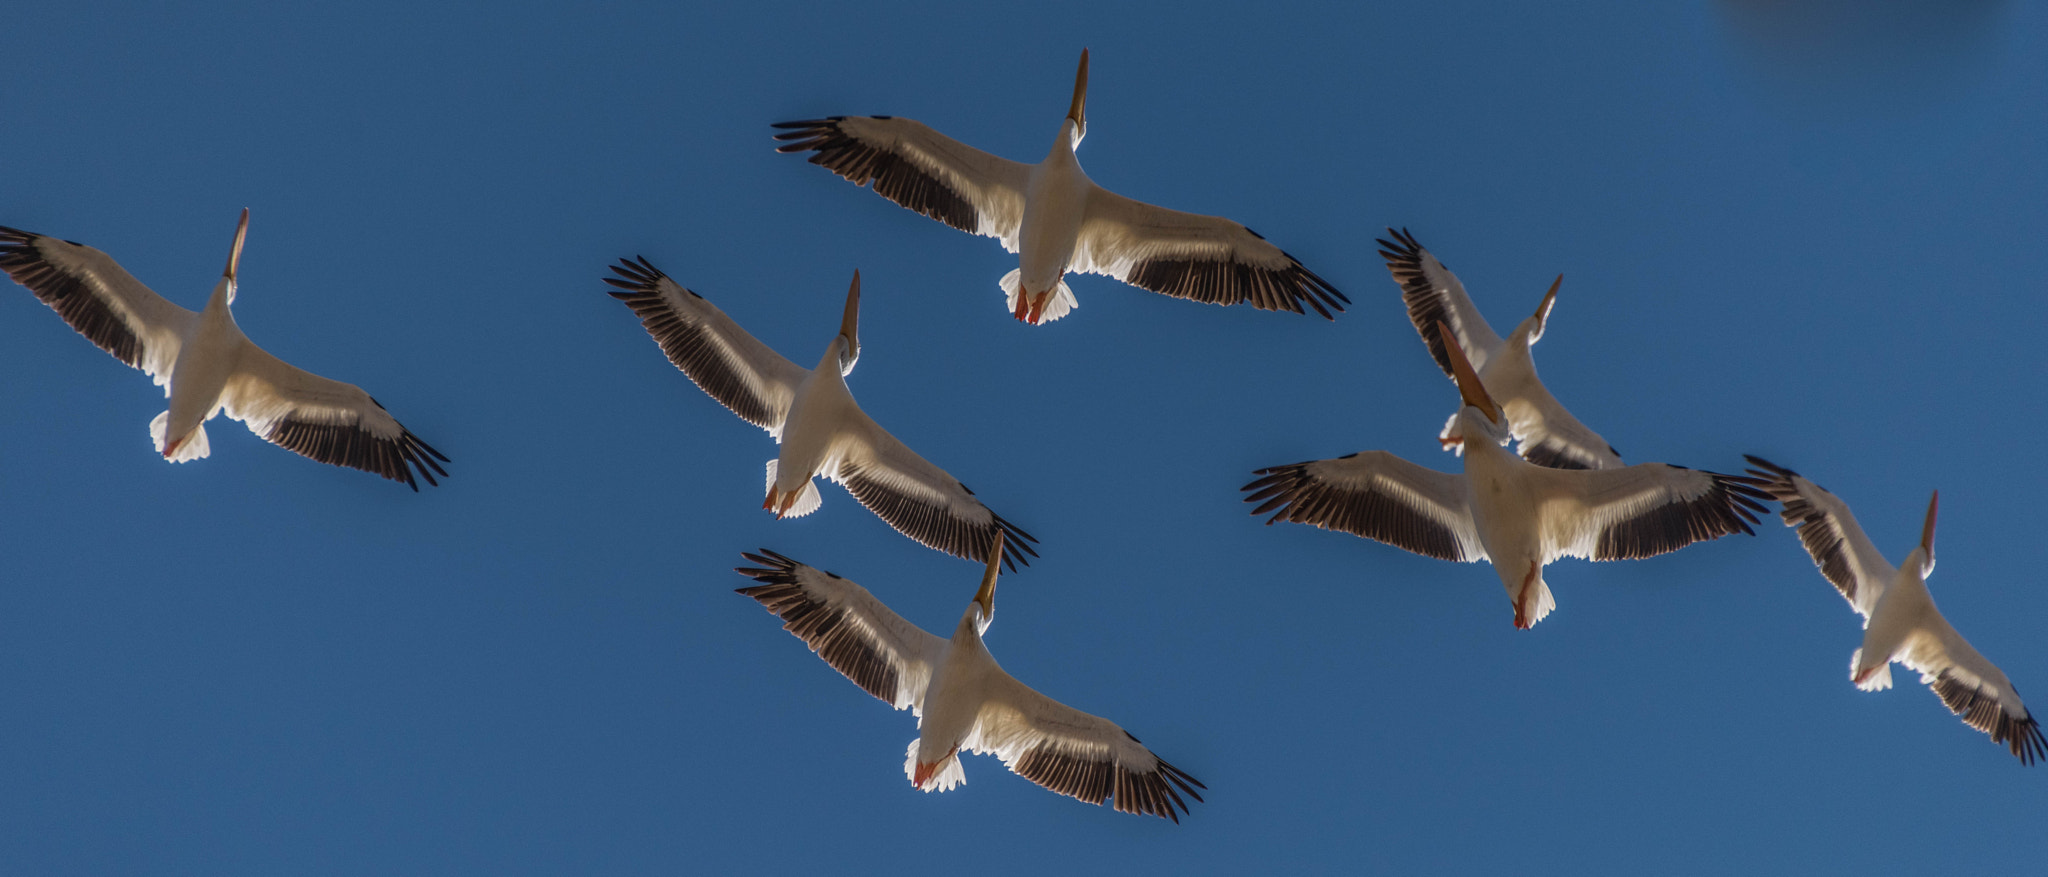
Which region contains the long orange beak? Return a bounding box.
[1921,490,1939,558]
[1438,320,1500,423]
[973,531,1004,618]
[1067,49,1089,128]
[1533,274,1560,331]
[840,270,860,346]
[224,208,249,280]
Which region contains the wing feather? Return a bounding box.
[967,669,1205,822]
[734,550,950,713]
[604,257,810,437]
[1743,456,1897,619]
[828,411,1038,571]
[219,340,448,489]
[1898,626,2046,765]
[773,116,1031,249]
[1377,228,1502,374]
[1242,451,1484,562]
[1074,185,1346,318]
[1531,463,1768,562]
[0,225,197,386]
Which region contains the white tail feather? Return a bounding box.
[1525,579,1556,626]
[904,739,966,793]
[763,459,823,518]
[149,412,211,463]
[999,270,1078,324]
[1851,649,1894,691]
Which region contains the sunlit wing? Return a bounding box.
[217,340,448,489]
[967,666,1205,822]
[1487,365,1624,471]
[1898,623,2047,764]
[827,410,1038,571]
[1531,463,1768,562]
[604,257,812,438]
[0,225,198,387]
[1242,451,1484,562]
[1744,456,1896,619]
[734,549,951,713]
[1073,184,1347,318]
[1377,228,1502,374]
[772,116,1032,250]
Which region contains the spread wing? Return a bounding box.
[217,339,448,489]
[1378,228,1503,374]
[1897,622,2047,765]
[0,225,198,387]
[1530,463,1769,562]
[965,666,1205,822]
[772,116,1032,250]
[604,257,812,438]
[1242,451,1484,562]
[1486,358,1624,471]
[734,550,950,713]
[1072,185,1346,318]
[1744,456,1898,620]
[826,408,1039,571]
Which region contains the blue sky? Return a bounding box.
[2,2,2042,873]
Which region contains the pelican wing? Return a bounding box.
[1488,366,1625,471]
[734,550,950,713]
[1897,623,2047,764]
[0,226,198,386]
[826,410,1038,571]
[1242,451,1484,562]
[1377,228,1503,374]
[1532,464,1769,562]
[218,340,448,489]
[966,667,1205,822]
[772,116,1031,250]
[604,258,811,438]
[1073,185,1347,318]
[1743,456,1897,619]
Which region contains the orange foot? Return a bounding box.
[1512,560,1540,629]
[911,748,958,788]
[1013,289,1032,322]
[162,435,185,459]
[1853,663,1882,685]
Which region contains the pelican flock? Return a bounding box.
[5,44,2041,844]
[773,50,1346,324]
[0,210,448,488]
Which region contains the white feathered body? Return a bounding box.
[1456,406,1553,619]
[765,337,859,515]
[156,282,241,460]
[907,606,995,791]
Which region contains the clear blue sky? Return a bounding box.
[2,2,2042,873]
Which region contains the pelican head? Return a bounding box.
[836,270,861,375]
[1917,490,1938,578]
[1525,275,1561,344]
[970,532,1004,634]
[1065,48,1089,149]
[218,208,249,306]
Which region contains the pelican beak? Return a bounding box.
[840,270,861,346]
[1067,48,1089,129]
[1533,274,1561,332]
[1921,490,1938,558]
[973,531,1004,619]
[223,208,249,281]
[1438,320,1500,424]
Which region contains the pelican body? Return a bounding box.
[605,260,1036,569]
[774,49,1346,325]
[736,535,1205,820]
[0,210,447,488]
[1244,323,1767,628]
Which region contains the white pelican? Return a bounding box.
[605,259,1036,569]
[0,211,448,489]
[1745,456,2045,764]
[734,534,1205,820]
[772,49,1346,325]
[1377,228,1621,470]
[1243,322,1767,628]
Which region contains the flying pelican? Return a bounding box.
[604,259,1036,569]
[772,49,1346,325]
[1377,228,1620,470]
[1745,456,2045,764]
[0,211,448,489]
[1242,322,1767,628]
[734,534,1205,820]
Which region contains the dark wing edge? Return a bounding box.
[1120,244,1348,320]
[1521,440,1600,471]
[1591,469,1771,561]
[1241,457,1471,562]
[1010,735,1207,823]
[1929,672,2048,765]
[1742,455,1862,605]
[603,256,783,431]
[0,226,151,369]
[1376,226,1462,377]
[838,463,1039,572]
[734,549,910,708]
[264,404,449,491]
[772,117,983,236]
